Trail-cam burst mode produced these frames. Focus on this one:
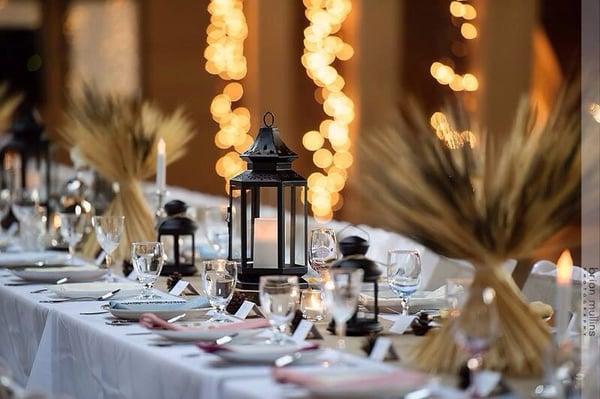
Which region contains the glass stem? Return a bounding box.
[68,245,75,259]
[105,253,112,269]
[336,319,346,351]
[143,282,153,297]
[401,297,409,316]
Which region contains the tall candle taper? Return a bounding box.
[156,138,166,192]
[555,249,573,345]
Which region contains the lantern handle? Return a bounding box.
[336,223,370,243]
[263,112,275,127]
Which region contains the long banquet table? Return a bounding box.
[0,270,544,399]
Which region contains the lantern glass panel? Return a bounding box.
[230,187,242,260]
[179,235,193,263]
[283,185,306,266]
[295,186,306,265]
[160,235,175,262]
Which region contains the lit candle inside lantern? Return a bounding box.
[555,249,573,344]
[156,138,166,192]
[253,217,278,268]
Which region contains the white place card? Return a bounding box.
[389,315,416,335]
[292,319,313,343]
[369,337,392,361]
[94,251,106,266]
[169,280,189,296]
[234,300,255,319]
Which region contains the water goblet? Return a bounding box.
[259,275,300,344]
[387,249,422,315]
[131,242,165,299]
[91,215,125,270]
[200,259,237,322]
[322,268,364,352]
[309,227,338,278]
[202,206,229,258]
[452,286,500,397]
[59,211,88,261]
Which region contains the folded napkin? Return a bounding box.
[360,286,447,313]
[109,297,209,311]
[0,251,72,268]
[197,341,318,354]
[272,368,426,394]
[140,313,270,332]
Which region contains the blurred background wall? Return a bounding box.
[0,0,581,254]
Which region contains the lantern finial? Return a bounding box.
[263,111,275,128]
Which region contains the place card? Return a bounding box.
[94,251,106,266]
[234,300,255,319]
[127,269,138,281]
[169,280,189,296]
[185,282,202,296]
[389,315,416,335]
[292,319,313,343]
[369,337,400,361]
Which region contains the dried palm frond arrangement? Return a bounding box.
[59,87,196,261]
[358,87,581,376]
[0,84,23,132]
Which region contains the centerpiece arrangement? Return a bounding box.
[358,89,581,376]
[59,87,195,261]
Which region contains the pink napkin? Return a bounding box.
[139,313,270,332]
[272,368,426,391]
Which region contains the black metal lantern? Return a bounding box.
[228,112,308,290]
[0,109,51,205]
[158,200,197,276]
[328,235,382,336]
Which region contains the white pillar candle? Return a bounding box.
[156,138,166,192]
[555,249,573,344]
[253,217,278,268]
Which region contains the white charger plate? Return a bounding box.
[211,342,307,363]
[153,325,264,342]
[48,282,141,299]
[11,265,108,283]
[109,307,211,321]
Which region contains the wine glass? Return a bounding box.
[131,242,165,299]
[200,259,237,322]
[322,268,364,352]
[202,206,229,258]
[387,249,422,315]
[259,275,300,344]
[309,227,338,277]
[91,215,125,270]
[452,286,500,397]
[59,211,88,261]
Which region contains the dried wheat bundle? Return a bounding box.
[358,88,580,376]
[59,87,195,261]
[0,84,23,132]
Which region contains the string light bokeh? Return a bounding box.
[300,0,355,223]
[205,0,253,195]
[429,0,478,149]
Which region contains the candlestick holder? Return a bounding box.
[154,189,168,226]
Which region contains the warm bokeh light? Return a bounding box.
[589,102,600,123]
[556,249,573,284]
[301,0,354,222]
[460,22,478,39]
[429,111,476,149]
[205,0,251,195]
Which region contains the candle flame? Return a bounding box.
[157,138,166,154]
[556,249,573,284]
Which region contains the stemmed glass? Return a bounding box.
[59,211,88,262]
[387,250,422,315]
[202,206,229,258]
[91,215,125,270]
[259,275,300,344]
[200,260,237,322]
[322,268,364,352]
[309,227,338,277]
[452,286,500,397]
[131,242,165,299]
[12,189,46,250]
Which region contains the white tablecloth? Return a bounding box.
[0,273,389,399]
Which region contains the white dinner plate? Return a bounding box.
[109,307,211,322]
[153,325,264,342]
[10,265,108,283]
[210,342,308,363]
[48,282,141,299]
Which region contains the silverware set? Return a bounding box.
[39,288,121,303]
